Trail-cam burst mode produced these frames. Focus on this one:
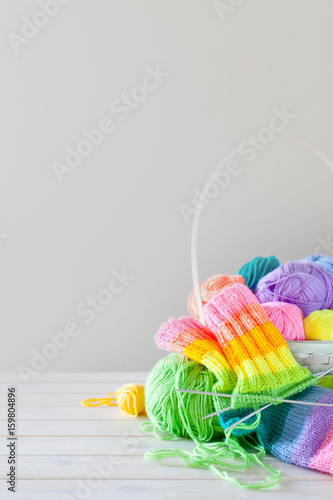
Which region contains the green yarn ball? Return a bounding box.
[238,256,280,292]
[144,355,280,490]
[145,354,224,442]
[317,375,333,390]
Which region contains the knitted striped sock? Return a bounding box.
[204,283,316,408]
[154,316,258,435]
[256,385,333,475]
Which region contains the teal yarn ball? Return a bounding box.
[238,256,280,292]
[145,354,225,442]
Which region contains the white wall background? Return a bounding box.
[0,0,333,376]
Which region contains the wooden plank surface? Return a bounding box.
[1,479,332,500]
[0,372,149,383]
[0,382,146,394]
[0,419,150,436]
[0,372,331,499]
[0,454,326,480]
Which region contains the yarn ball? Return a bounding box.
[256,260,333,317]
[116,383,146,417]
[262,302,305,341]
[238,256,280,292]
[145,353,224,442]
[305,254,333,276]
[317,375,333,390]
[188,274,245,319]
[303,309,333,341]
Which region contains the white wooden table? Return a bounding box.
[0,372,332,499]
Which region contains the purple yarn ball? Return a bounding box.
[256,260,333,317]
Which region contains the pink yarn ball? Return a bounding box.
[262,302,305,341]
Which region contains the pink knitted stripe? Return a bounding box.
[204,283,261,332]
[169,330,222,356]
[310,421,333,474]
[212,303,269,348]
[154,316,215,351]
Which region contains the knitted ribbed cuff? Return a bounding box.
[154,316,237,394]
[204,283,316,408]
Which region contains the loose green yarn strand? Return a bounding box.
[144,434,280,490]
[143,354,280,489]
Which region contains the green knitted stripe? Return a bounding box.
[231,367,316,408]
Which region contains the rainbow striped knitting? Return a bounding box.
[145,354,333,477]
[203,283,316,408]
[155,316,259,435]
[155,317,231,382]
[257,385,333,474]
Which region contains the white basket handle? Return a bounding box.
[191,135,333,326]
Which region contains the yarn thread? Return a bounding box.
[82,383,145,417]
[154,316,259,435]
[203,283,315,407]
[256,260,333,316]
[188,274,245,319]
[317,375,333,390]
[144,353,280,489]
[262,302,305,341]
[238,256,280,292]
[144,354,333,480]
[306,254,333,276]
[304,309,333,341]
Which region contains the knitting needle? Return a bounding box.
[174,387,333,405]
[222,404,272,431]
[174,368,332,400]
[219,367,333,432]
[223,397,333,433]
[174,385,333,421]
[201,395,333,420]
[174,387,333,406]
[174,365,333,424]
[174,388,236,398]
[222,366,333,429]
[314,365,333,378]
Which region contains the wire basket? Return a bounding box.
[191,135,333,376]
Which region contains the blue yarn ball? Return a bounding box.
[305,254,333,276]
[238,255,280,292]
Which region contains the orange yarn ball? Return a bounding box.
[188,274,245,319]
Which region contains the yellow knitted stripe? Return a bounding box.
[237,345,302,378]
[222,323,287,368]
[184,338,223,364]
[183,338,234,383]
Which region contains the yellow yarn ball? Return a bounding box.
[304,309,333,340]
[116,383,145,417]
